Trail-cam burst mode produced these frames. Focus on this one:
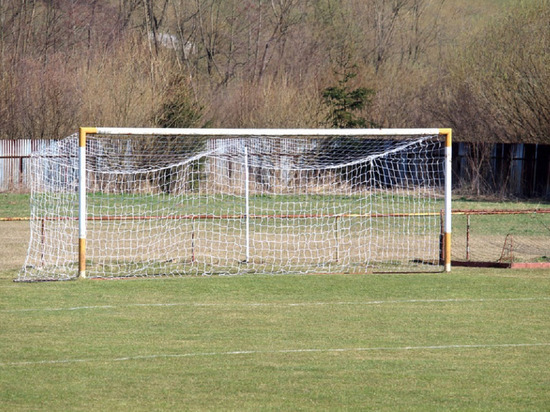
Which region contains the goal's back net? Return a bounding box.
[21,128,451,280]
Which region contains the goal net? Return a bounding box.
[20,128,451,281]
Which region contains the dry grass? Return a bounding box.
[0,221,28,273]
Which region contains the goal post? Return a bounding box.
[443,128,452,272]
[21,127,452,281]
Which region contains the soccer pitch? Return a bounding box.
[1,193,549,409]
[1,270,549,411]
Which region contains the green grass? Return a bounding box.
[0,193,30,218]
[2,193,548,220]
[453,196,549,211]
[1,269,549,411]
[453,213,550,237]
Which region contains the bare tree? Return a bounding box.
[367,0,410,72]
[452,1,550,144]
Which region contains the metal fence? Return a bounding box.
[2,139,550,198]
[0,140,53,192]
[453,142,550,198]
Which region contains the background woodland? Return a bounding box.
[0,0,548,145]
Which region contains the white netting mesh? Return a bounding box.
[21,132,446,280]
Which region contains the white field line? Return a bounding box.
[2,343,549,368]
[2,296,549,313]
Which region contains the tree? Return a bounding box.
[322,69,377,128]
[437,1,550,144]
[478,1,550,143]
[155,75,204,128]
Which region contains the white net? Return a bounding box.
[21,131,446,280]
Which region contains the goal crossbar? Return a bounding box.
[83,127,446,138]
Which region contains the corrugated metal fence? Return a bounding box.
[1,139,549,197]
[453,142,550,198]
[0,140,54,191]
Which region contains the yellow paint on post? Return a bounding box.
[439,128,452,147]
[445,232,451,272]
[79,238,86,279]
[79,127,97,147]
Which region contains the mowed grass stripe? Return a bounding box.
[2,342,549,367]
[3,288,548,367]
[2,296,550,313]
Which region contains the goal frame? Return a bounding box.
[77,127,452,278]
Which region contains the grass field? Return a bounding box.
[1,193,549,410]
[1,271,549,411]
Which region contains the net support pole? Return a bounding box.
[244,145,250,263]
[441,128,452,272]
[78,127,96,279]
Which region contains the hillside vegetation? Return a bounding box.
[0,0,548,143]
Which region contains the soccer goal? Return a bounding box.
[20,128,452,281]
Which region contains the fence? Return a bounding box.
[0,140,52,191]
[453,142,550,198]
[2,139,550,198]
